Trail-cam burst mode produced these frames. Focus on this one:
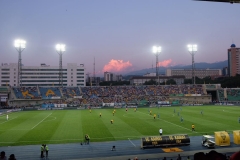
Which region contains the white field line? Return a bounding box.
[128,138,136,147]
[138,111,198,133]
[0,116,18,124]
[43,116,56,122]
[31,113,52,129]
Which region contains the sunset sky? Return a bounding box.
[0,0,239,76]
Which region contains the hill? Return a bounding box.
[126,60,227,76]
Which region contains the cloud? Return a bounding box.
[103,59,133,72]
[157,59,172,67]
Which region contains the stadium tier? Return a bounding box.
[39,87,62,99]
[226,89,240,101]
[13,87,40,99]
[6,85,218,107]
[62,87,81,98]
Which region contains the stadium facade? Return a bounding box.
[228,44,240,76]
[0,63,85,87]
[165,69,222,79]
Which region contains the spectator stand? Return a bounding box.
[226,89,240,101]
[12,87,40,99]
[61,87,81,99]
[39,87,62,99]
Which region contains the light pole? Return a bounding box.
[14,39,26,87]
[152,46,161,85]
[56,44,65,87]
[187,44,197,85]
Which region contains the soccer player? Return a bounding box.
[177,112,180,116]
[180,116,183,123]
[126,108,128,112]
[154,114,156,120]
[192,124,195,131]
[113,111,114,116]
[201,110,203,116]
[150,110,152,115]
[89,109,91,113]
[111,119,114,124]
[85,134,90,144]
[158,113,160,119]
[114,109,116,113]
[159,128,163,135]
[134,108,136,112]
[99,113,102,117]
[7,114,8,121]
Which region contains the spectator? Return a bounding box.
[230,151,240,160]
[8,154,16,160]
[177,154,182,160]
[0,151,7,160]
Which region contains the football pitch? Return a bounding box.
[0,105,239,147]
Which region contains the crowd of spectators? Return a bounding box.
[80,85,205,106]
[39,87,61,99]
[62,87,81,98]
[128,150,239,160]
[1,151,16,160]
[13,87,40,99]
[10,85,206,106]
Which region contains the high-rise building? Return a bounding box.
[0,63,85,86]
[228,44,240,76]
[104,72,115,81]
[222,67,228,76]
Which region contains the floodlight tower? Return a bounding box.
[187,44,197,85]
[56,44,65,87]
[14,39,26,87]
[152,46,161,85]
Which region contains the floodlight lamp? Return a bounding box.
[56,44,65,52]
[187,44,197,52]
[152,46,161,54]
[14,39,26,49]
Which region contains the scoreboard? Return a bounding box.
[141,134,190,149]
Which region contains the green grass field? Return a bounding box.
[0,105,239,146]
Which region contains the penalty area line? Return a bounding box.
[31,113,52,129]
[138,111,198,133]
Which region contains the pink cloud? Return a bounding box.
[103,59,133,72]
[157,59,172,67]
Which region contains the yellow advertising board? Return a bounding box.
[214,131,230,146]
[233,130,240,145]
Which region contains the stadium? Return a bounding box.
[1,84,240,159]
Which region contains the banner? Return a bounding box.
[141,134,190,149]
[73,96,82,98]
[0,96,7,102]
[51,96,61,99]
[158,101,170,105]
[102,103,114,107]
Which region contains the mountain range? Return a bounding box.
[126,60,228,76]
